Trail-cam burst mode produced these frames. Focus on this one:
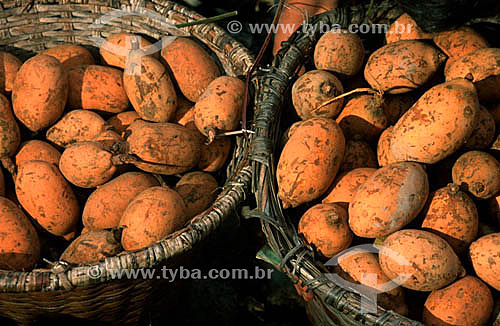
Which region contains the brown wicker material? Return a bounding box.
[249,1,498,325]
[0,0,254,325]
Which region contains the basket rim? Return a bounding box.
[0,0,255,293]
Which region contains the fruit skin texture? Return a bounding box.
[15,160,79,239]
[390,78,479,164]
[46,109,107,148]
[0,51,22,93]
[445,48,500,102]
[67,65,129,114]
[469,233,500,291]
[291,69,344,120]
[59,141,117,188]
[385,13,432,44]
[377,126,398,167]
[336,250,408,316]
[123,56,177,123]
[335,94,388,142]
[0,196,40,271]
[125,121,201,174]
[422,276,493,326]
[277,117,345,209]
[421,184,478,255]
[379,229,464,292]
[99,32,158,70]
[107,111,140,136]
[60,230,122,265]
[175,171,218,219]
[193,76,245,138]
[41,44,95,70]
[452,150,500,200]
[12,54,68,132]
[432,26,489,75]
[83,172,159,230]
[119,186,187,251]
[339,140,378,173]
[15,140,61,167]
[364,40,445,94]
[314,30,365,78]
[463,105,496,150]
[323,167,376,208]
[0,94,20,159]
[161,37,220,102]
[349,162,429,238]
[298,203,352,258]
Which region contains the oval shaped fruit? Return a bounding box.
[0,51,22,93]
[15,160,79,238]
[0,197,40,271]
[67,65,129,113]
[161,37,220,102]
[314,30,365,78]
[336,94,388,141]
[175,171,218,218]
[60,230,122,265]
[41,44,95,69]
[277,117,345,208]
[125,121,201,174]
[298,203,352,258]
[339,140,378,173]
[470,233,500,291]
[120,186,187,251]
[364,40,445,94]
[336,250,408,315]
[291,69,344,120]
[15,140,61,167]
[322,168,377,208]
[423,276,493,326]
[391,79,479,164]
[59,141,117,188]
[421,184,478,254]
[83,172,159,230]
[123,56,177,123]
[46,109,108,148]
[349,162,429,238]
[445,48,500,102]
[12,54,68,131]
[452,150,500,199]
[100,32,158,69]
[194,76,245,138]
[379,229,464,291]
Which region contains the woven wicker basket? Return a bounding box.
[249,1,498,325]
[0,1,254,325]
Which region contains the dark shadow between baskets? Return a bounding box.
[0,0,255,325]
